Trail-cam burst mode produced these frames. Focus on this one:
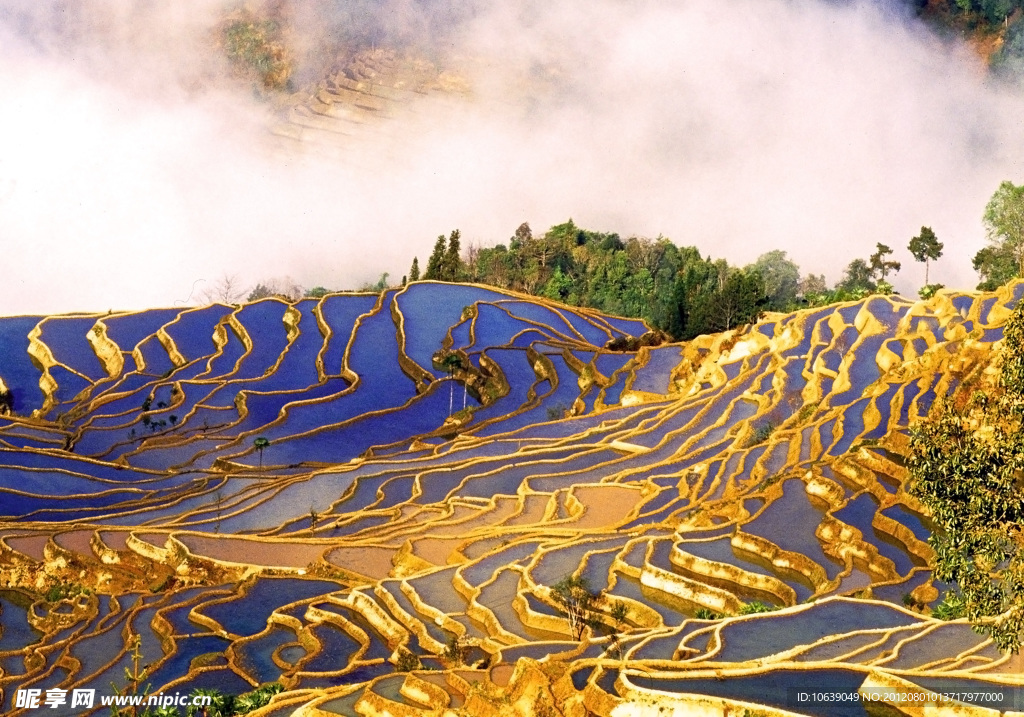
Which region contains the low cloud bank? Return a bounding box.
[1,0,1022,314]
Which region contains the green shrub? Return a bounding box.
[932,591,967,621]
[737,600,779,615]
[745,422,775,447]
[695,608,722,620]
[395,649,420,672]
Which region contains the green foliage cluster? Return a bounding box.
[415,221,781,340]
[974,180,1024,290]
[810,242,906,303]
[746,421,776,448]
[252,436,270,469]
[737,600,780,615]
[942,0,1023,25]
[247,281,299,302]
[932,590,969,620]
[45,582,88,603]
[994,16,1024,73]
[366,273,390,292]
[115,684,284,717]
[411,216,955,341]
[424,230,465,282]
[916,0,1024,56]
[442,635,467,665]
[695,607,723,620]
[551,574,599,640]
[395,649,421,672]
[908,301,1024,651]
[909,227,944,285]
[222,19,291,91]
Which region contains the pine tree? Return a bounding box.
[409,257,420,282]
[869,243,901,283]
[442,230,463,281]
[908,227,943,285]
[424,236,446,280]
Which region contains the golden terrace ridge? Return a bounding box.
[0,281,1022,716]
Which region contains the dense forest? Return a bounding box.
[414,223,795,340]
[220,179,1022,343]
[403,222,936,341]
[913,0,1024,72]
[396,179,1021,342]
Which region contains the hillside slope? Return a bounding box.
[0,282,1022,716]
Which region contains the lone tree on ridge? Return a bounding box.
[253,436,270,469]
[908,226,943,286]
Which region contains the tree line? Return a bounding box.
[407,221,945,342]
[909,299,1024,652]
[401,179,1024,341]
[916,0,1024,76]
[208,178,1024,343]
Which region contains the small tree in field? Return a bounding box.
[984,180,1024,276]
[552,574,599,640]
[308,506,319,533]
[869,242,901,290]
[442,635,466,666]
[908,226,943,286]
[253,436,270,469]
[439,353,463,415]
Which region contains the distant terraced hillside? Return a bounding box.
[0,281,1022,717]
[270,48,468,158]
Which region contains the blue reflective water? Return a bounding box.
[200,579,341,636]
[635,667,870,716]
[163,305,232,363]
[49,365,93,407]
[631,346,682,394]
[39,316,108,382]
[470,303,542,349]
[318,294,380,376]
[716,599,918,663]
[398,284,508,376]
[302,622,362,673]
[236,625,294,683]
[882,505,933,541]
[0,591,42,651]
[743,478,841,581]
[103,309,181,353]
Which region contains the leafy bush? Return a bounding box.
[737,600,779,615]
[223,19,291,90]
[746,422,776,448]
[908,302,1024,650]
[902,592,924,610]
[552,574,600,640]
[695,608,723,620]
[44,583,87,603]
[932,591,967,620]
[442,635,466,665]
[994,16,1024,76]
[395,649,420,672]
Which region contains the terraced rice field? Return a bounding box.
[1,280,1023,716]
